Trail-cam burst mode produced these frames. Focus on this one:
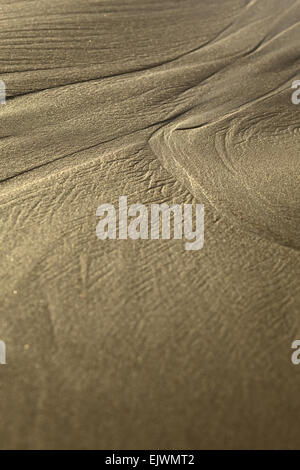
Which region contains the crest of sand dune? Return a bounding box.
[149,0,300,248]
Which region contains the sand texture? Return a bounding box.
[0,0,300,449]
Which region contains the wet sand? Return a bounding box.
[0,0,300,449]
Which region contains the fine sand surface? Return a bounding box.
[0,0,300,449]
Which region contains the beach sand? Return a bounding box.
[0,0,300,449]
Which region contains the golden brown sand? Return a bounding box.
[0,0,299,449]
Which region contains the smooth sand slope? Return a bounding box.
[0,0,300,449]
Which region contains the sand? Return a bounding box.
[0,0,300,449]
